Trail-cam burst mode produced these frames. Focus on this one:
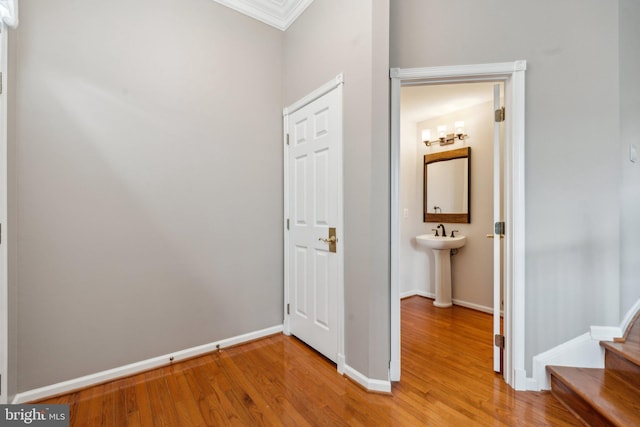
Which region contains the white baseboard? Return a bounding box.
[531,332,604,391]
[400,290,432,299]
[389,358,400,382]
[337,353,346,375]
[400,290,496,315]
[452,299,495,315]
[343,364,391,393]
[12,325,283,404]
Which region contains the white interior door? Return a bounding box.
[285,83,342,363]
[493,84,504,373]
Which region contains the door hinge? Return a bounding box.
[286,134,290,146]
[286,303,290,315]
[494,221,505,236]
[495,334,505,349]
[495,106,505,122]
[286,218,290,230]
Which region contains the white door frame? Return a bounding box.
[390,61,528,390]
[282,74,345,374]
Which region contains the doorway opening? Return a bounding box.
[390,62,527,390]
[398,80,503,372]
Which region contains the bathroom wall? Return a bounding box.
[11,0,285,392]
[400,98,497,311]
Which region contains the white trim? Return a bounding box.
[454,300,496,316]
[337,353,346,375]
[389,76,401,382]
[400,290,431,299]
[211,0,313,31]
[506,63,527,390]
[12,325,283,404]
[343,364,391,394]
[390,61,527,390]
[590,326,623,342]
[283,74,345,375]
[283,74,343,116]
[531,332,604,391]
[390,61,526,81]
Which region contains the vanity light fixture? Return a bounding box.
[423,121,469,146]
[421,129,432,146]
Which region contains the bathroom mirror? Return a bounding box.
[424,147,471,223]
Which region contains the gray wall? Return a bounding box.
[619,0,640,317]
[7,20,18,402]
[391,0,621,373]
[12,0,284,391]
[283,0,391,381]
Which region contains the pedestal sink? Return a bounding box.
[416,234,466,308]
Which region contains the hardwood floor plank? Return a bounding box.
[36,296,581,426]
[133,374,154,427]
[101,382,116,427]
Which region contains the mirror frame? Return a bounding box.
[423,146,471,223]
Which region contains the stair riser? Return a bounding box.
[605,350,640,390]
[549,374,614,427]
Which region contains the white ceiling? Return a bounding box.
[401,82,497,123]
[212,0,314,30]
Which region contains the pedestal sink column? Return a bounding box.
[432,249,452,308]
[415,234,466,309]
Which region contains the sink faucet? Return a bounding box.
[437,223,446,237]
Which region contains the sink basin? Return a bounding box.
[416,234,466,250]
[416,233,467,308]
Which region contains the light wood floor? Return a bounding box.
[38,296,580,426]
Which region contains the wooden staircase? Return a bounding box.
[547,313,640,426]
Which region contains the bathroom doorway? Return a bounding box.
[390,62,527,390]
[398,80,501,366]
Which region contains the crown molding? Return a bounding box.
[212,0,314,31]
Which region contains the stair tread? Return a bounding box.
[548,366,640,426]
[601,340,640,368]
